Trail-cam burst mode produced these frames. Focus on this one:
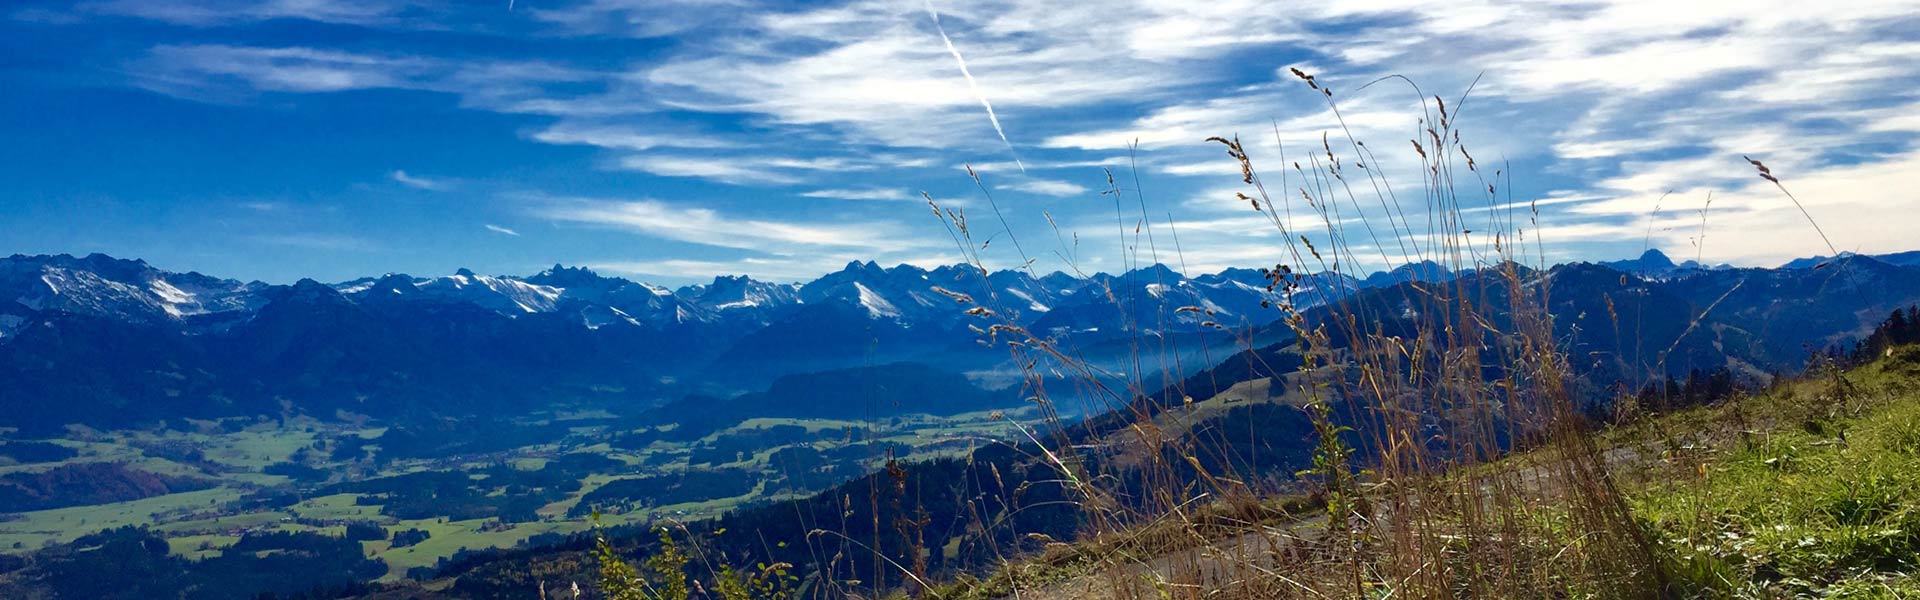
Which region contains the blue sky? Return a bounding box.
[1,0,1917,286]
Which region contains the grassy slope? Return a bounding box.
[942,350,1920,600]
[1620,350,1920,598]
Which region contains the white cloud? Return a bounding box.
[1159,160,1244,178]
[1625,148,1920,267]
[238,201,288,212]
[997,179,1088,198]
[639,1,1216,149]
[81,0,413,26]
[528,122,731,152]
[130,44,594,110]
[484,224,521,236]
[526,0,750,38]
[923,0,1022,170]
[91,0,1920,277]
[588,256,832,283]
[589,250,969,284]
[389,170,450,191]
[615,153,903,185]
[614,156,800,185]
[141,45,425,95]
[588,258,812,282]
[966,157,1130,174]
[531,197,928,253]
[801,188,912,201]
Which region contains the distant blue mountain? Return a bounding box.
[1595,248,1732,276]
[1783,251,1920,270]
[7,249,1920,432]
[1362,260,1455,287]
[1599,249,1678,274]
[0,253,1358,431]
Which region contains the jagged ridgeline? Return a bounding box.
[5,250,1917,433]
[0,253,1344,432]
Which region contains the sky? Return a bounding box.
[1,0,1917,286]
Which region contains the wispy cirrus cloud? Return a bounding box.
[128,44,596,109]
[801,188,913,201]
[587,257,820,283]
[587,250,967,283]
[528,122,731,152]
[484,224,521,236]
[56,0,1920,278]
[389,170,451,191]
[79,0,417,26]
[634,1,1216,151]
[237,201,289,212]
[524,0,750,38]
[616,153,902,186]
[996,179,1088,198]
[134,45,429,97]
[615,156,801,185]
[530,196,928,254]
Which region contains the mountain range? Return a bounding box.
[6,248,1920,433]
[0,252,1346,432]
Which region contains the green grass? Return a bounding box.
[926,353,1920,600]
[1632,367,1920,598]
[0,487,243,551]
[373,516,519,578]
[0,402,1053,591]
[153,510,295,536]
[165,533,241,560]
[202,427,322,470]
[290,493,388,522]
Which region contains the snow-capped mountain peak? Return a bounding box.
[853,282,901,318]
[2,253,261,323]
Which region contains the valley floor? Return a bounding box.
[0,407,1033,585]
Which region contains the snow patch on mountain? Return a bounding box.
[1004,288,1050,312]
[38,269,159,319]
[579,305,641,329]
[1198,297,1229,315]
[148,279,195,316]
[408,271,565,314]
[854,283,901,318]
[334,280,377,295]
[679,275,801,314]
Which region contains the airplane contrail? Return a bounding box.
[923,0,1025,174]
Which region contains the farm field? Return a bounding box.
[0,407,1035,579]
